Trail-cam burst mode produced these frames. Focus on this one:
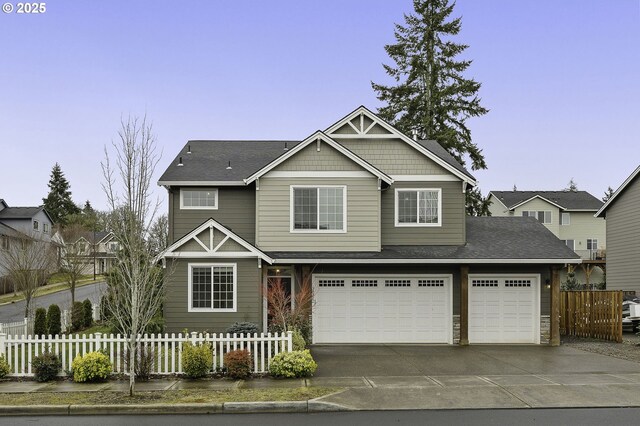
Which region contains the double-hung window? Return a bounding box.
[188,263,237,312]
[522,210,551,224]
[291,186,346,232]
[587,239,598,250]
[395,188,442,226]
[180,189,218,210]
[560,212,570,225]
[562,239,575,251]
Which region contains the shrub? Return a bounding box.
[72,351,112,382]
[225,349,252,379]
[124,345,155,381]
[71,302,84,332]
[292,329,306,351]
[269,350,317,378]
[33,308,47,336]
[100,295,112,322]
[0,355,10,378]
[32,352,61,382]
[225,322,259,336]
[82,299,93,328]
[46,304,61,336]
[181,342,213,379]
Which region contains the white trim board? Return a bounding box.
[273,258,582,264]
[596,164,640,217]
[264,171,373,178]
[158,181,247,186]
[509,195,566,211]
[391,175,460,182]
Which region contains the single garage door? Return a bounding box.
[313,274,452,344]
[468,275,540,344]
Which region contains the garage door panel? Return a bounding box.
[313,275,452,344]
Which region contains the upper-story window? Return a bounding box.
[33,220,39,231]
[587,239,598,250]
[43,223,49,234]
[1,236,9,251]
[560,212,570,226]
[109,242,118,252]
[291,186,346,232]
[562,239,575,250]
[180,189,218,210]
[522,210,551,224]
[395,188,442,227]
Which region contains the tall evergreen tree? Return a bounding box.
[602,186,615,202]
[372,0,489,214]
[42,163,80,226]
[565,178,578,192]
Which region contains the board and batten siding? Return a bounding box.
[605,176,640,292]
[332,137,449,175]
[256,177,380,251]
[169,186,256,245]
[164,257,263,333]
[381,181,465,245]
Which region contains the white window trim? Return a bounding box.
[289,185,348,234]
[561,212,570,226]
[394,188,442,227]
[522,210,552,225]
[33,220,39,231]
[43,223,49,234]
[586,238,598,250]
[562,239,575,250]
[180,189,219,210]
[187,262,237,313]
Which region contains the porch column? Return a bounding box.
[459,265,469,346]
[550,265,561,346]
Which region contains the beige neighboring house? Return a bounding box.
[69,231,118,275]
[488,190,605,287]
[595,165,640,295]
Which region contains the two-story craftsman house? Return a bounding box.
[159,106,579,345]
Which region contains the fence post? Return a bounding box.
[0,332,6,356]
[23,317,28,336]
[286,331,293,352]
[95,332,102,351]
[190,331,197,345]
[92,305,100,322]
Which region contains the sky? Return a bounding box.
[1,0,639,211]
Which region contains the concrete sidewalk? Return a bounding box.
[2,372,640,411]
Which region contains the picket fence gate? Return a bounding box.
[0,331,293,377]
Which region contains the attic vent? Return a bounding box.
[226,161,232,170]
[284,142,288,151]
[177,157,183,167]
[187,144,191,154]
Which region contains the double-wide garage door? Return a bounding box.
[313,274,453,344]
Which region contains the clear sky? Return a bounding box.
[1,0,638,211]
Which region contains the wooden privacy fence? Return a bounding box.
[0,331,292,377]
[560,291,623,342]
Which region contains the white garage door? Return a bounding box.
[312,274,452,344]
[469,275,540,344]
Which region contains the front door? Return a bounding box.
[266,267,294,330]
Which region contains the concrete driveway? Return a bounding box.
[310,344,640,377]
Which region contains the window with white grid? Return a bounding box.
[418,279,445,287]
[385,279,411,287]
[189,264,236,312]
[396,189,441,226]
[504,279,532,287]
[292,186,345,232]
[351,279,378,287]
[472,279,499,287]
[181,189,218,209]
[318,279,345,287]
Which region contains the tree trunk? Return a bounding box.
[128,334,136,396]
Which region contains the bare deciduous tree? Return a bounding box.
[0,232,57,318]
[60,223,90,305]
[101,115,167,396]
[147,214,168,257]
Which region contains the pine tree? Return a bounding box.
[372,0,488,214]
[602,186,615,202]
[42,163,80,226]
[565,178,578,192]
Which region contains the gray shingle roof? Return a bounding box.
[490,191,603,211]
[266,216,579,262]
[158,140,302,183]
[0,206,44,219]
[415,140,475,180]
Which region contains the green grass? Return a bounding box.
[0,387,339,405]
[0,275,105,306]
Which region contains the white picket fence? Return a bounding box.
[0,318,29,336]
[0,331,292,377]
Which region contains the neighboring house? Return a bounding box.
[158,106,579,345]
[0,199,58,294]
[67,231,117,275]
[488,190,605,286]
[595,165,640,295]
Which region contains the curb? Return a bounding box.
[0,400,350,416]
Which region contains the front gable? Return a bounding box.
[270,139,364,173]
[162,218,272,263]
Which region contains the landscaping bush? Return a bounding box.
[224,349,252,379]
[181,342,213,378]
[32,352,61,382]
[269,350,317,378]
[82,299,93,328]
[46,304,62,336]
[0,355,10,379]
[225,322,259,336]
[71,351,112,382]
[71,302,84,332]
[33,307,47,336]
[292,329,306,351]
[124,345,155,381]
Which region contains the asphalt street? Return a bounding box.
[2,408,640,426]
[0,281,106,322]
